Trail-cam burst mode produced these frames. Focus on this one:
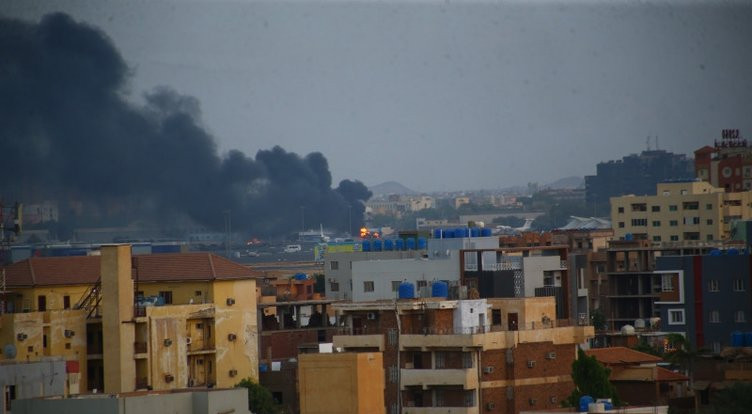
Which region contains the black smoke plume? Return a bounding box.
[0,13,371,237]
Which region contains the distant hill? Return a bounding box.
[544,176,584,190]
[369,181,417,196]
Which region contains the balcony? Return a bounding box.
[485,261,521,271]
[400,368,478,390]
[403,407,479,414]
[332,334,384,351]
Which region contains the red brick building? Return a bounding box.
[695,129,752,192]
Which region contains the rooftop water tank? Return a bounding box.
[457,227,468,238]
[744,331,752,347]
[406,238,416,250]
[362,240,371,252]
[373,239,383,252]
[431,281,449,298]
[625,233,633,241]
[398,282,415,299]
[728,248,740,256]
[444,229,454,239]
[579,396,595,412]
[294,273,307,280]
[620,324,635,335]
[433,229,442,239]
[395,239,405,251]
[470,228,480,237]
[384,239,394,251]
[731,331,744,347]
[710,249,722,256]
[417,237,427,249]
[480,228,492,237]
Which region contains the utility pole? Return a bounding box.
[300,207,305,233]
[224,209,231,258]
[348,205,352,236]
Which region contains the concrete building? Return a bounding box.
[653,252,752,354]
[610,181,752,243]
[0,246,260,393]
[332,297,594,414]
[406,196,436,212]
[298,352,385,414]
[0,359,68,413]
[694,129,752,192]
[325,250,427,301]
[11,387,250,414]
[585,149,694,215]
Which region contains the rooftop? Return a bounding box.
[585,347,663,365]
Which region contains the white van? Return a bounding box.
[283,244,302,253]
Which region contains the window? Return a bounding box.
[391,281,401,292]
[618,207,624,213]
[712,342,721,354]
[706,204,713,210]
[158,291,173,304]
[709,310,720,323]
[652,206,661,212]
[668,309,685,325]
[708,280,719,292]
[631,203,647,212]
[37,295,46,312]
[706,219,713,225]
[653,236,662,242]
[618,222,625,228]
[661,274,674,292]
[5,385,16,411]
[417,280,427,289]
[435,351,446,369]
[670,235,679,241]
[364,281,375,292]
[330,261,339,270]
[652,221,661,227]
[683,201,699,210]
[669,205,678,211]
[670,220,678,226]
[330,282,339,292]
[631,218,647,226]
[707,234,714,241]
[195,290,202,296]
[736,310,746,323]
[63,295,71,310]
[734,279,745,292]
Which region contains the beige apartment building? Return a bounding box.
[611,181,752,243]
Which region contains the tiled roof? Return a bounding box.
[2,253,260,287]
[585,347,663,365]
[656,367,689,382]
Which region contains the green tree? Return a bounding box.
[566,348,621,407]
[700,382,752,414]
[236,378,284,414]
[590,309,607,332]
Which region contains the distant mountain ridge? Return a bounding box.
[369,181,417,195]
[543,176,584,190]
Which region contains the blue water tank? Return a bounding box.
[456,228,466,238]
[384,239,394,251]
[259,363,269,373]
[710,249,722,256]
[470,228,480,237]
[362,240,371,252]
[406,238,416,250]
[395,239,405,250]
[480,228,492,237]
[433,229,442,239]
[294,273,307,280]
[431,281,449,298]
[625,233,633,241]
[417,237,427,249]
[444,229,453,239]
[398,282,415,299]
[745,332,752,347]
[579,396,594,412]
[603,401,614,411]
[373,239,383,251]
[728,248,740,256]
[732,331,744,347]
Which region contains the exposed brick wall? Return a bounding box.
[615,382,661,406]
[260,329,336,360]
[481,349,510,381]
[513,381,574,413]
[512,342,575,379]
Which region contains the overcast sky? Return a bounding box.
[4,0,751,192]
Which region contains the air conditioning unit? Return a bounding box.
[529,398,537,406]
[546,352,556,360]
[64,330,75,338]
[186,337,192,345]
[229,369,238,377]
[164,374,174,383]
[527,360,536,368]
[228,333,237,341]
[486,401,495,410]
[16,333,27,341]
[483,366,494,374]
[226,298,236,306]
[164,338,173,347]
[550,396,558,404]
[367,312,377,320]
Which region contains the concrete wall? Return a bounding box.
[351,255,459,302]
[324,251,420,300]
[0,359,66,412]
[453,299,490,333]
[522,256,563,297]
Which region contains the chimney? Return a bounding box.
[101,244,135,394]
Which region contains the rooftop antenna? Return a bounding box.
[655,136,659,150]
[646,136,651,151]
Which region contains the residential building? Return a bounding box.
[610,181,752,243]
[0,246,260,393]
[406,196,436,212]
[586,149,694,214]
[298,352,385,414]
[12,387,250,414]
[0,359,68,413]
[585,347,688,407]
[653,252,752,353]
[324,250,426,301]
[694,129,752,192]
[332,297,594,414]
[454,197,470,209]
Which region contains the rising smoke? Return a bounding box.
[0,13,371,237]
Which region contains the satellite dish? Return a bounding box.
[3,344,17,359]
